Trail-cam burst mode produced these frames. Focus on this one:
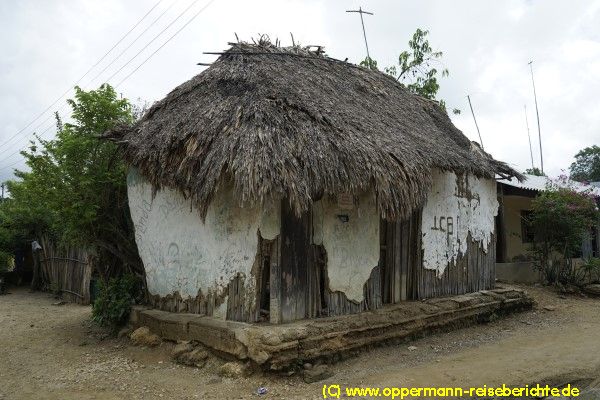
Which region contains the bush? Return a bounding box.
[92,274,140,330]
[0,251,9,274]
[530,183,599,285]
[579,257,600,284]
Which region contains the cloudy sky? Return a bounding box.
[1,0,599,183]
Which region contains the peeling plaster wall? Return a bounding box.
[421,170,498,277]
[127,170,280,308]
[313,193,380,303]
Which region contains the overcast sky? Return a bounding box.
[1,0,599,183]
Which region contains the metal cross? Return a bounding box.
[346,7,374,60]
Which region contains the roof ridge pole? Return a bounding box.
[524,104,535,170]
[346,6,374,61]
[467,94,484,151]
[528,60,543,174]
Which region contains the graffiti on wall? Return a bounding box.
[431,215,456,245]
[127,169,280,302]
[421,170,498,277]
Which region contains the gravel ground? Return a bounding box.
[0,284,599,399]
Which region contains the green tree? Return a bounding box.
[524,167,545,176]
[361,28,459,114]
[359,56,378,70]
[0,84,142,281]
[530,186,599,285]
[570,145,600,182]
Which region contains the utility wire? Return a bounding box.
[0,0,178,157]
[0,109,59,157]
[103,0,202,84]
[0,0,164,151]
[0,0,174,158]
[0,121,56,161]
[85,0,178,87]
[1,0,182,161]
[116,0,215,87]
[0,0,215,173]
[10,0,200,152]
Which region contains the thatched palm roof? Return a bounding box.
[107,41,521,220]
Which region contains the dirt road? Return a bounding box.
[1,285,599,399]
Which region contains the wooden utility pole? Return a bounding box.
[346,7,374,60]
[1,182,4,200]
[467,95,484,151]
[528,60,543,173]
[524,105,535,170]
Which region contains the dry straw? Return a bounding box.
[106,39,521,220]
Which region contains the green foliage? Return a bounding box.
[579,257,600,284]
[359,56,378,70]
[570,145,600,182]
[391,29,448,100]
[0,251,9,273]
[92,274,140,329]
[360,28,458,114]
[0,84,142,280]
[530,184,599,285]
[524,167,545,176]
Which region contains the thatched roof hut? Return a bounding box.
[107,41,520,220]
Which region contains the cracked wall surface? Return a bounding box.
[313,192,380,303]
[127,169,279,306]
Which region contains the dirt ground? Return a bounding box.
[1,285,599,400]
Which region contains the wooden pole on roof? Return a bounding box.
[346,7,374,61]
[524,104,535,170]
[528,60,543,173]
[467,95,484,151]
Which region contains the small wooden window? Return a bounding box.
[520,210,535,243]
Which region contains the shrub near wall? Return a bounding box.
[92,274,141,330]
[531,183,599,285]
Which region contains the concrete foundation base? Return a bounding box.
[496,262,541,284]
[129,285,534,370]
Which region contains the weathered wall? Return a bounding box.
[421,170,498,277]
[313,193,380,303]
[496,261,540,283]
[127,170,279,314]
[502,195,534,261]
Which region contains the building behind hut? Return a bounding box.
[495,174,600,283]
[108,41,520,324]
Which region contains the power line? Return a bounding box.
[1,0,199,161]
[0,0,215,173]
[0,122,58,173]
[85,0,178,87]
[0,0,164,151]
[0,1,174,159]
[0,110,58,157]
[116,0,215,87]
[104,0,203,85]
[0,122,55,161]
[0,0,182,162]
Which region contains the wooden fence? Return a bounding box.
[39,237,92,305]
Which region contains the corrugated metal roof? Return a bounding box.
[499,174,600,197]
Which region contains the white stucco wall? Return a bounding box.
[313,193,380,303]
[127,170,279,303]
[421,170,498,277]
